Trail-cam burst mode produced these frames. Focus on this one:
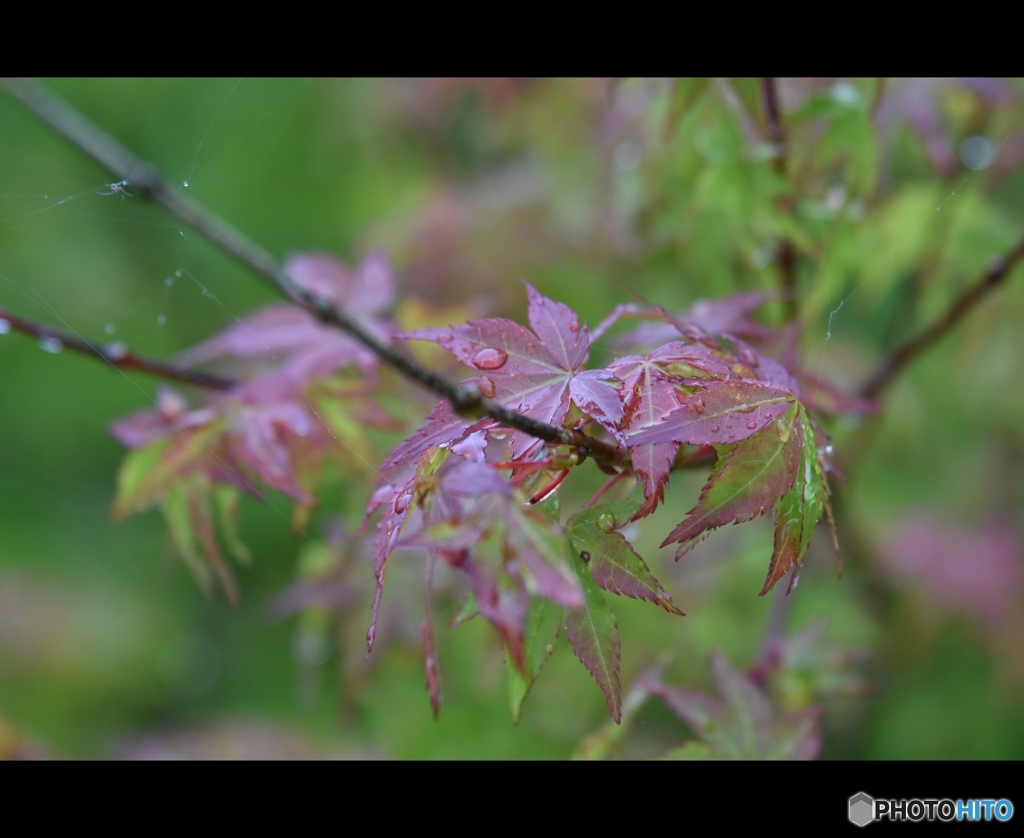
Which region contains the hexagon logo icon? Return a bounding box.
[849,792,875,827]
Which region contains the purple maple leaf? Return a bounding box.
[400,282,623,458]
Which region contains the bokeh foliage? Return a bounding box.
[2,78,1024,758]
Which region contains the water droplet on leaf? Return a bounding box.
[747,421,757,430]
[393,493,410,515]
[570,321,579,333]
[183,181,189,188]
[106,341,129,361]
[710,426,720,433]
[471,348,508,370]
[38,337,63,354]
[478,377,496,398]
[437,334,452,344]
[598,513,616,532]
[694,399,705,414]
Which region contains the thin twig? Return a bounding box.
[2,78,623,465]
[860,233,1024,399]
[761,78,799,323]
[0,307,235,390]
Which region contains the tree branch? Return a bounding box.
[0,307,235,390]
[860,233,1024,399]
[760,77,798,323]
[2,78,624,465]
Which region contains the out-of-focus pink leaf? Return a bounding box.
[878,517,1024,626]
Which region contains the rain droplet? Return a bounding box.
[294,420,311,437]
[598,513,616,532]
[105,341,129,361]
[104,323,116,335]
[174,270,182,278]
[765,412,772,419]
[710,426,720,433]
[526,343,535,351]
[471,347,508,370]
[437,334,452,344]
[393,493,410,515]
[569,321,579,333]
[545,643,554,655]
[478,377,496,398]
[746,421,757,430]
[38,337,63,354]
[694,399,705,414]
[0,318,10,335]
[759,506,765,515]
[164,276,174,287]
[182,181,189,188]
[825,444,834,456]
[156,314,167,325]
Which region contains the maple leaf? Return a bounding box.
[565,540,623,723]
[566,500,683,616]
[178,252,396,385]
[660,401,803,560]
[761,406,832,595]
[607,341,738,518]
[401,282,622,458]
[645,650,821,760]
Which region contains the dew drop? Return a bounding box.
[175,270,182,278]
[437,334,452,344]
[570,321,579,333]
[825,444,834,456]
[478,376,496,398]
[156,314,167,325]
[471,347,509,370]
[694,398,705,414]
[545,643,555,655]
[104,323,116,335]
[294,420,311,437]
[598,513,616,532]
[759,506,765,515]
[183,181,189,188]
[164,276,174,287]
[746,421,757,430]
[0,318,10,335]
[710,426,720,433]
[105,341,129,361]
[38,337,63,354]
[393,493,410,515]
[526,343,535,351]
[765,412,772,420]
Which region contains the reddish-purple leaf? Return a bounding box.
[662,402,802,559]
[419,615,442,720]
[401,283,623,455]
[629,379,796,449]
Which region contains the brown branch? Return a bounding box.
[0,307,235,390]
[2,78,624,465]
[760,78,798,323]
[860,233,1024,399]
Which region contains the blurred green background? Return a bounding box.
[1,78,1024,759]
